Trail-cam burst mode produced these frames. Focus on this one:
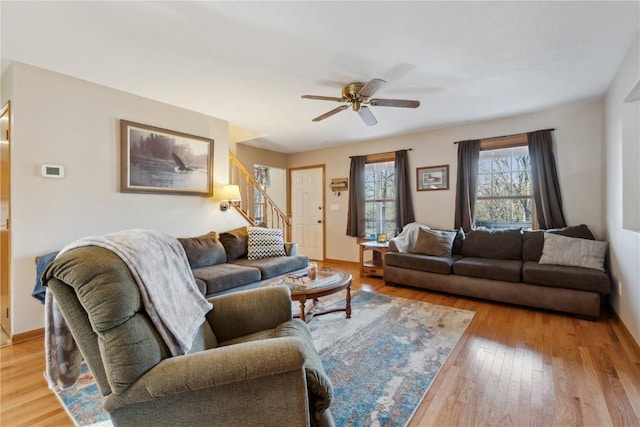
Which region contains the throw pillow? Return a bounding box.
[412,228,457,257]
[218,226,249,261]
[539,233,607,271]
[178,231,227,269]
[522,224,595,262]
[247,227,286,260]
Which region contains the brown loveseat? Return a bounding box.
[384,225,610,318]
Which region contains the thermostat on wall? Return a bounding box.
[41,164,65,178]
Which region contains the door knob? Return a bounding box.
[317,220,322,224]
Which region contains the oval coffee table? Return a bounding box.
[264,269,352,322]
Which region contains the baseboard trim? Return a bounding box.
[11,327,44,344]
[611,308,640,355]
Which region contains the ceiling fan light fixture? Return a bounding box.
[302,78,420,125]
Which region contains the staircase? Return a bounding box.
[229,151,291,241]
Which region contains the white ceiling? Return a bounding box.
[1,1,639,153]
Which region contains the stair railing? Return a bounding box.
[228,151,291,241]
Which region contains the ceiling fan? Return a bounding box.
[301,78,420,126]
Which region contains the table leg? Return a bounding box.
[298,297,307,322]
[345,284,352,319]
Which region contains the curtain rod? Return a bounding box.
[349,148,412,158]
[453,128,555,144]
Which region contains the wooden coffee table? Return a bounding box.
[264,269,352,322]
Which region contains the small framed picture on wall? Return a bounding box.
[416,164,449,191]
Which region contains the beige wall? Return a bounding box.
[604,35,640,344]
[236,143,288,170]
[2,63,247,334]
[235,143,288,213]
[288,98,605,263]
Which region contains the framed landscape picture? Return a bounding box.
[416,164,449,191]
[120,120,214,196]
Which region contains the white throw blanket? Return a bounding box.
[389,222,431,252]
[45,229,212,389]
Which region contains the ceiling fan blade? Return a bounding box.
[312,105,349,122]
[369,98,421,108]
[302,95,345,102]
[357,106,377,126]
[358,78,386,98]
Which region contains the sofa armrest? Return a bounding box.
[104,338,308,425]
[105,336,306,411]
[285,242,298,256]
[206,285,293,342]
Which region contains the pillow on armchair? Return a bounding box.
[247,227,287,259]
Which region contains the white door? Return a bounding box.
[290,167,324,260]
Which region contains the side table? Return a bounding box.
[359,241,389,277]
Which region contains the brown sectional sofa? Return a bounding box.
[179,226,309,298]
[384,225,610,318]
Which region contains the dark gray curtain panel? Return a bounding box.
[394,150,415,233]
[346,155,366,237]
[528,130,566,229]
[454,139,480,231]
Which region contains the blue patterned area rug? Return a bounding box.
[55,291,474,427]
[308,291,474,426]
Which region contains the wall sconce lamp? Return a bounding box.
[219,185,241,211]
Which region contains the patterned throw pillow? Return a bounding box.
[247,227,286,260]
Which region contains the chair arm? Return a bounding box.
[104,336,306,411]
[206,285,293,342]
[285,242,298,256]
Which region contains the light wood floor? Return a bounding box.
[1,260,639,426]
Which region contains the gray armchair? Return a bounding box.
[45,246,334,427]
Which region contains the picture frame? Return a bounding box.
[376,233,388,243]
[416,164,449,191]
[120,120,214,196]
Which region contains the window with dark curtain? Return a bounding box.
[528,130,566,229]
[394,150,415,233]
[454,140,480,231]
[347,150,414,238]
[346,156,366,237]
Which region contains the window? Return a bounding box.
[475,144,534,230]
[364,156,396,238]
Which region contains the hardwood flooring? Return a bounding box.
[1,260,639,426]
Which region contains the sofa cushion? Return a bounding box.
[247,227,287,259]
[522,224,595,262]
[413,228,457,257]
[385,252,458,275]
[192,263,261,295]
[178,231,227,269]
[232,255,309,279]
[539,233,607,271]
[453,257,522,282]
[522,261,610,293]
[219,226,249,261]
[461,229,522,260]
